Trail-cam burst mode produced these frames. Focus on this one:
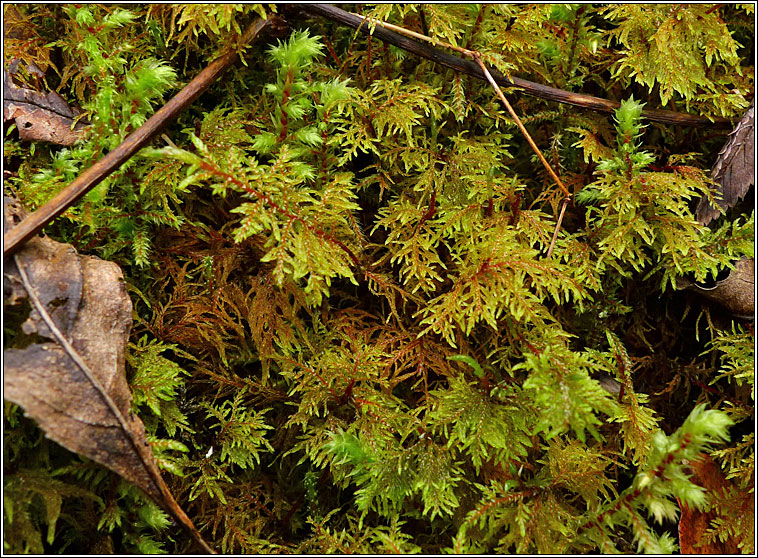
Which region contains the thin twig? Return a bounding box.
[471,53,570,198]
[546,197,570,259]
[472,53,572,257]
[3,17,272,258]
[350,12,570,197]
[298,4,734,130]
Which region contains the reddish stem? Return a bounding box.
[415,189,437,234]
[196,161,360,268]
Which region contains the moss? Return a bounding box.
[4,4,753,554]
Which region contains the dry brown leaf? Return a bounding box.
[696,101,755,225]
[677,257,755,320]
[2,197,214,553]
[3,69,89,145]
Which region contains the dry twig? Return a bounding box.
[3,17,272,257]
[299,5,735,129]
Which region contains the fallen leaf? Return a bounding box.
[3,197,214,553]
[3,68,89,145]
[676,257,755,320]
[696,101,755,225]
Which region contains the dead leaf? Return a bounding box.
[696,101,755,225]
[677,257,754,320]
[3,68,89,145]
[3,198,214,553]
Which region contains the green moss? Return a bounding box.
[4,4,753,554]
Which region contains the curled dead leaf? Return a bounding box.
[678,454,751,554]
[677,258,755,320]
[2,197,214,553]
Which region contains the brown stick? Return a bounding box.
[472,53,570,198]
[470,53,572,258]
[3,17,271,258]
[546,197,570,259]
[298,4,735,130]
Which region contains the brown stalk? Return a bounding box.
[3,17,272,258]
[298,4,735,130]
[546,197,571,259]
[472,52,571,257]
[471,53,570,198]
